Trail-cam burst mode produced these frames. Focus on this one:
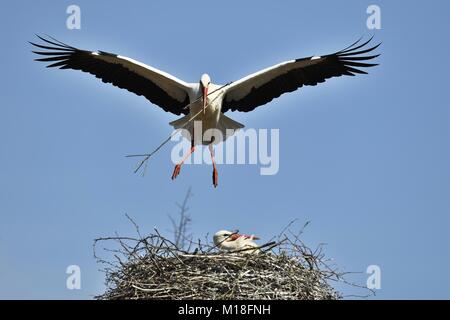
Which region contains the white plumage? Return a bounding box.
[213,230,260,254]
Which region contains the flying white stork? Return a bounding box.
[31,35,380,187]
[213,230,260,254]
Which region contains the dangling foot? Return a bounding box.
[212,166,218,188]
[171,164,182,180]
[209,143,218,188]
[171,145,195,181]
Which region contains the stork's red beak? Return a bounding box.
[244,234,260,240]
[228,233,259,241]
[202,86,208,114]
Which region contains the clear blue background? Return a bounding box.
[1,0,449,299]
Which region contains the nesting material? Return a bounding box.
[95,230,341,300]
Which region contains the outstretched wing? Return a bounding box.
[31,35,191,115]
[222,37,380,113]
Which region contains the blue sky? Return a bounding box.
[1,0,449,299]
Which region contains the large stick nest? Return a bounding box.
[94,221,345,300]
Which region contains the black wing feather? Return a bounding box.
[223,37,380,113]
[31,36,189,115]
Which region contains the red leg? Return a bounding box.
[171,145,195,180]
[209,144,218,188]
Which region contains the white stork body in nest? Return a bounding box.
[31,36,380,187]
[213,230,260,254]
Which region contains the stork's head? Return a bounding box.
[200,73,211,89]
[213,230,260,247]
[200,74,211,110]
